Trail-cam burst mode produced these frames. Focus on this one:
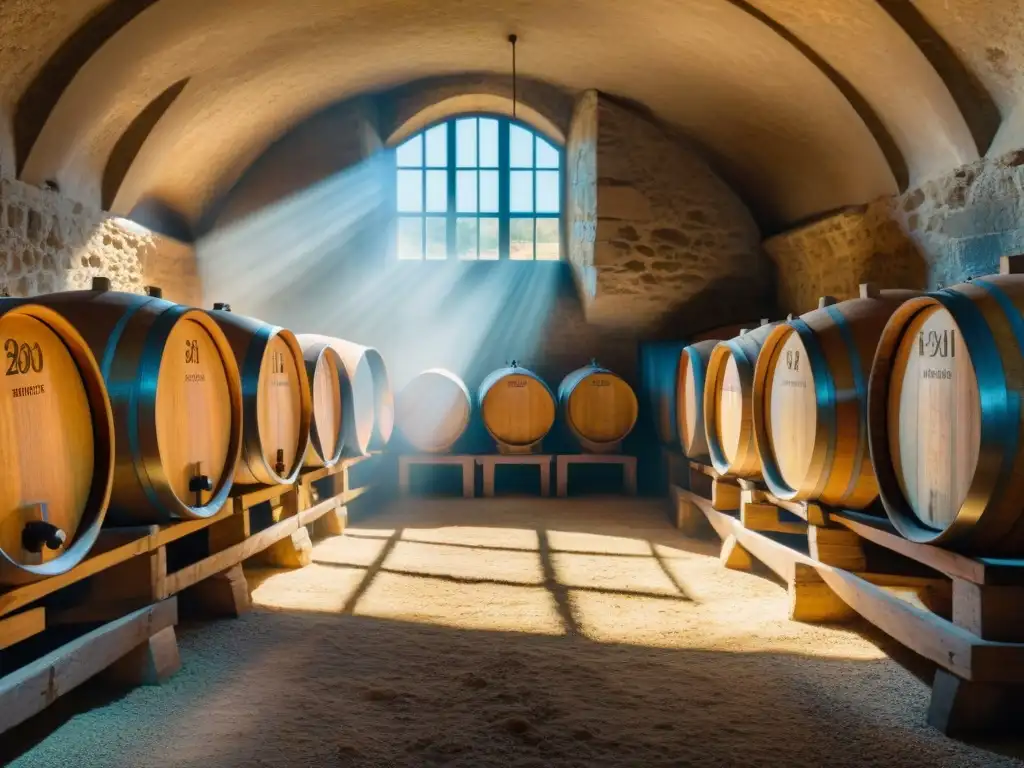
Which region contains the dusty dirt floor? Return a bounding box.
[3,497,1024,767]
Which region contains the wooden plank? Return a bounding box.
[676,488,732,541]
[0,536,153,619]
[296,497,341,528]
[688,461,718,478]
[809,526,866,571]
[232,483,293,511]
[680,486,1024,684]
[164,514,299,596]
[830,510,1024,585]
[952,580,1024,642]
[711,478,740,511]
[0,599,178,735]
[166,496,340,595]
[0,608,44,650]
[765,495,830,527]
[741,501,805,534]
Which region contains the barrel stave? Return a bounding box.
[704,323,780,477]
[0,303,115,583]
[677,340,718,461]
[869,274,1024,553]
[478,366,556,453]
[397,369,472,453]
[558,365,638,453]
[212,310,311,487]
[300,342,346,468]
[24,289,243,523]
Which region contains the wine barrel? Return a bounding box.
[210,304,311,485]
[867,258,1024,552]
[752,286,919,509]
[299,339,347,468]
[703,320,781,477]
[558,363,638,452]
[27,281,243,523]
[0,302,115,583]
[397,369,471,453]
[478,363,556,453]
[677,339,719,461]
[296,334,394,455]
[639,341,687,447]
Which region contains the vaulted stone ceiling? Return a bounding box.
[0,0,1019,239]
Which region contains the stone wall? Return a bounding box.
[0,176,200,303]
[763,147,1024,313]
[568,92,772,333]
[892,148,1024,286]
[763,204,925,313]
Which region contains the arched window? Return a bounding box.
[395,116,562,261]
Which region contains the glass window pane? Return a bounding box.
[425,124,447,167]
[510,171,533,213]
[536,138,559,169]
[456,218,478,260]
[456,119,477,167]
[536,171,559,213]
[426,217,447,260]
[510,218,534,260]
[510,125,533,168]
[479,170,498,213]
[536,218,559,260]
[397,217,423,260]
[396,135,422,167]
[397,170,423,212]
[479,218,499,260]
[456,170,477,213]
[479,119,499,167]
[425,170,447,213]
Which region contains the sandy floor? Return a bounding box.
[3,497,1023,767]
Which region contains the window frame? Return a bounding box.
[394,114,563,261]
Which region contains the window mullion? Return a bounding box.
[447,122,457,260]
[499,120,510,259]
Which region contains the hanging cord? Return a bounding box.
[508,34,518,119]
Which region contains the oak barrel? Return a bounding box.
[867,258,1024,552]
[677,339,719,461]
[396,369,471,453]
[0,302,115,583]
[210,304,311,486]
[752,286,919,508]
[478,363,556,454]
[297,334,394,455]
[639,341,687,447]
[299,339,347,468]
[703,320,781,477]
[558,363,638,453]
[27,281,243,523]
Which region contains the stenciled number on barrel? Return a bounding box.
[272,351,285,375]
[785,349,800,372]
[917,329,956,358]
[185,338,200,365]
[4,338,44,376]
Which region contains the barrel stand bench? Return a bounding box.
[672,459,1024,740]
[0,454,378,737]
[398,455,475,497]
[556,454,637,497]
[476,455,553,497]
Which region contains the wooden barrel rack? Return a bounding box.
[673,458,1024,739]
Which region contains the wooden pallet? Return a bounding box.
[476,455,553,497]
[672,485,1024,737]
[556,454,637,497]
[0,454,377,735]
[397,454,475,497]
